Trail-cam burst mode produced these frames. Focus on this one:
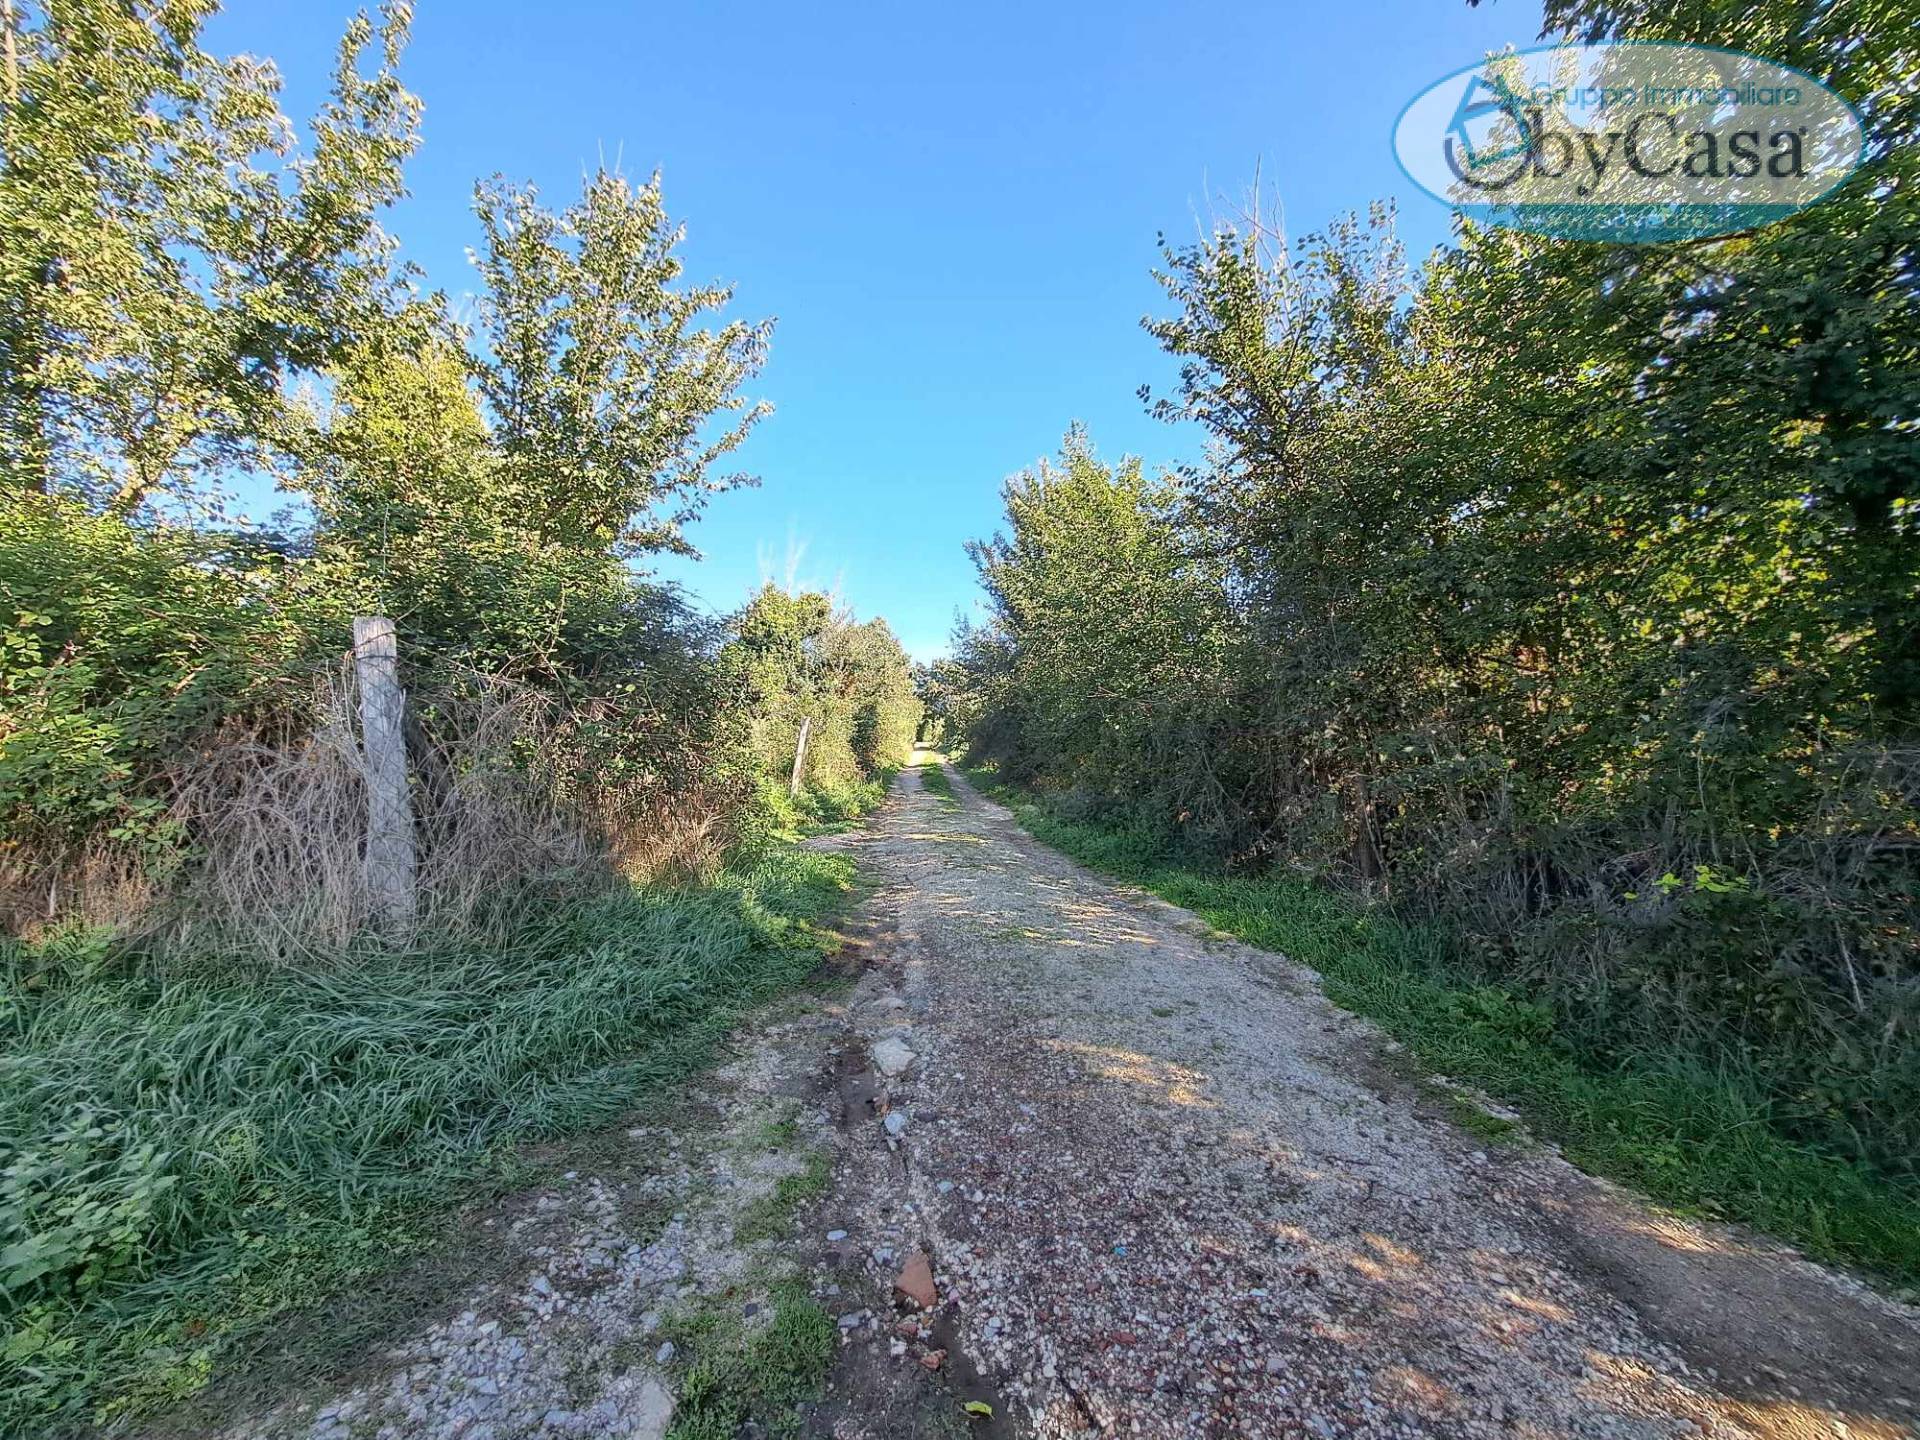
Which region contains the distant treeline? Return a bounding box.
[945,0,1918,1186]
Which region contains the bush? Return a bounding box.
[729,777,801,863]
[727,586,920,799]
[0,499,335,926]
[793,774,891,828]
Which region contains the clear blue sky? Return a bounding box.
[211,0,1544,660]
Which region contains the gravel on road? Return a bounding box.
[816,761,1920,1440]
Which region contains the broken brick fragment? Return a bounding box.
[894,1250,937,1309]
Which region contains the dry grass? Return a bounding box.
[6,666,748,963]
[604,787,736,886]
[160,672,606,961]
[0,842,158,942]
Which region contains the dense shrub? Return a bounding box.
[951,0,1919,1185]
[0,499,326,847]
[727,584,920,799]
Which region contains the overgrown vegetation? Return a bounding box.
[0,2,917,1430]
[0,1,919,942]
[946,0,1918,1236]
[0,845,859,1432]
[965,766,1920,1283]
[726,584,920,837]
[5,0,1915,1423]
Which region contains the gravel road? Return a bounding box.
[171,758,1919,1440]
[816,760,1920,1440]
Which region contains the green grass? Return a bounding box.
[733,1149,833,1243]
[962,764,1920,1287]
[1439,1091,1525,1147]
[917,762,958,807]
[750,1115,802,1150]
[734,761,900,850]
[0,842,859,1436]
[662,1278,836,1440]
[794,766,900,833]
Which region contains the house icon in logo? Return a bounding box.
[1444,70,1531,172]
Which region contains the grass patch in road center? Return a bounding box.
[917,763,959,809]
[959,765,1920,1288]
[662,1278,836,1440]
[733,1149,833,1244]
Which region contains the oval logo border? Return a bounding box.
[1391,39,1868,243]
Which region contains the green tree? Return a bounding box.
[299,165,776,690]
[955,0,1919,1182]
[963,427,1237,841]
[470,169,772,560]
[0,0,420,510]
[728,585,919,796]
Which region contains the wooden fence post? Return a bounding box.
[352,616,417,934]
[788,715,813,798]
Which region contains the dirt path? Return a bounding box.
[812,760,1920,1440]
[167,759,1918,1440]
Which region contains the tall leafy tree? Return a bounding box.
[469,168,772,560]
[728,585,920,791]
[299,166,774,678]
[966,426,1233,821]
[0,0,420,510]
